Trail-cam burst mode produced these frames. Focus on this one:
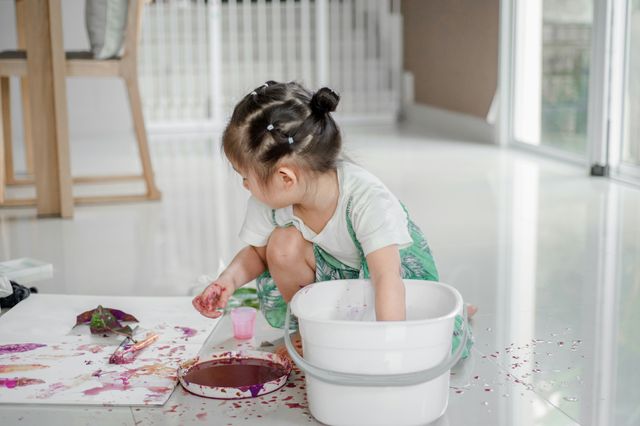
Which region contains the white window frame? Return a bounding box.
[499,0,640,185]
[609,0,640,184]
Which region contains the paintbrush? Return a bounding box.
[109,332,159,364]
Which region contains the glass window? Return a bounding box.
[622,0,640,167]
[513,0,593,157]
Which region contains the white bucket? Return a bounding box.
[285,279,467,426]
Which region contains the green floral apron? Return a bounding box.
[255,198,473,358]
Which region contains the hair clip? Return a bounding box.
[267,124,274,131]
[288,137,294,145]
[250,91,257,96]
[262,83,269,88]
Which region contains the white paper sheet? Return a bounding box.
[0,294,221,406]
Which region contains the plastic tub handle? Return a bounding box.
[283,305,469,387]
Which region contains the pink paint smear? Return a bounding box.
[0,364,49,373]
[82,364,176,397]
[77,344,105,354]
[83,383,130,396]
[0,377,45,389]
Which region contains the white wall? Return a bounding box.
[0,0,133,164]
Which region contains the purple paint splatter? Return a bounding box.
[167,345,186,357]
[0,343,46,354]
[175,326,197,339]
[238,383,265,397]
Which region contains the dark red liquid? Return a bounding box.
[184,358,288,387]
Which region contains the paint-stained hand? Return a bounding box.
[192,280,235,319]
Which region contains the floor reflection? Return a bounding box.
[0,127,639,425]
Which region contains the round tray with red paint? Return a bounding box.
[178,350,292,400]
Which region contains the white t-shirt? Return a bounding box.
[239,161,413,269]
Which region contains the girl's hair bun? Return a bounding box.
[310,87,339,115]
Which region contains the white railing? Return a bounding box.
[139,0,403,133]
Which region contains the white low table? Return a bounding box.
[0,296,316,425]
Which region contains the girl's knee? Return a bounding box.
[266,227,307,267]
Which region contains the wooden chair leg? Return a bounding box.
[15,0,34,178]
[0,77,6,203]
[124,74,161,200]
[0,77,14,190]
[20,77,34,176]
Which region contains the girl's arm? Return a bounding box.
[218,245,267,289]
[366,245,406,321]
[193,245,267,318]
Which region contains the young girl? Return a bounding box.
[193,81,471,355]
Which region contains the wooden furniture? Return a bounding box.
[0,0,73,216]
[0,0,161,217]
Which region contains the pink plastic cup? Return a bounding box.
[230,307,257,340]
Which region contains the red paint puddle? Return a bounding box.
[183,357,288,397]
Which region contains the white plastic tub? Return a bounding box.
[285,279,467,426]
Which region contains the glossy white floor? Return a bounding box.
[1,124,639,426]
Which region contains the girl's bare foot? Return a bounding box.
[466,304,478,319]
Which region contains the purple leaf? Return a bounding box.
[76,306,138,338]
[107,309,138,323]
[75,306,138,328]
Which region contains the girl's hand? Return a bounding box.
[192,280,235,319]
